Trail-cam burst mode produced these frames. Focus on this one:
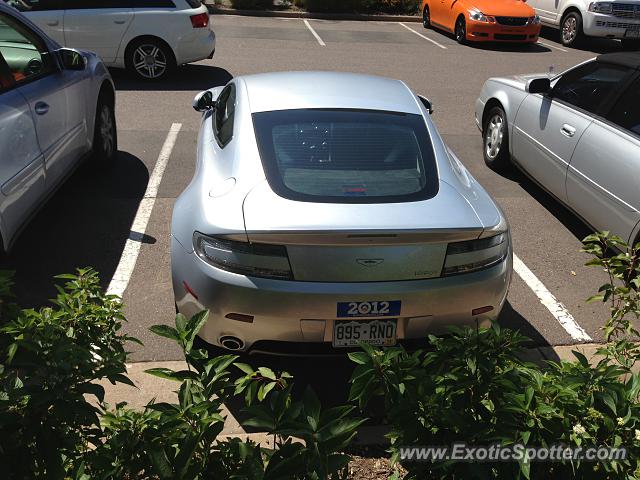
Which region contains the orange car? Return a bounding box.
[421,0,541,44]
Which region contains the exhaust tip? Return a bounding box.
[220,335,244,351]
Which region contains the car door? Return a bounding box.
[0,23,45,246]
[1,10,85,192]
[62,0,134,64]
[5,0,65,44]
[527,0,559,24]
[566,74,640,242]
[512,61,631,203]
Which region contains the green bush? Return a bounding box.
[302,0,356,13]
[355,0,421,14]
[0,269,138,478]
[230,0,274,9]
[0,270,362,479]
[348,233,640,479]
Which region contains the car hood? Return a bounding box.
[242,179,486,245]
[491,72,547,90]
[470,0,536,16]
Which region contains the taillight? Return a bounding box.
[190,12,209,28]
[442,233,508,276]
[193,233,293,280]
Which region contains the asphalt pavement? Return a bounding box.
[1,15,628,365]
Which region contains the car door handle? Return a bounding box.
[34,102,49,115]
[46,20,59,26]
[560,124,576,137]
[114,20,126,24]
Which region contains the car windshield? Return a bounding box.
[252,109,439,204]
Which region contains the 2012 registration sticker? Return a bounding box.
[337,300,401,318]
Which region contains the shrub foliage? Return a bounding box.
[2,232,640,479]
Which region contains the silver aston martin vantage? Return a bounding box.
[171,71,513,354]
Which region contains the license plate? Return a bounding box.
[337,300,401,318]
[625,27,640,38]
[333,319,397,348]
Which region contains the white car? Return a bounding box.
[5,0,216,80]
[527,0,640,48]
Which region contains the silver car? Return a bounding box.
[476,52,640,246]
[0,2,116,251]
[172,72,512,354]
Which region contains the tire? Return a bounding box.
[125,38,175,81]
[621,39,640,51]
[482,106,511,172]
[92,95,117,166]
[455,16,467,44]
[423,5,431,28]
[560,12,583,47]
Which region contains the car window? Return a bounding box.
[214,84,236,147]
[607,77,640,137]
[252,109,439,204]
[4,0,65,11]
[61,0,176,8]
[552,62,630,115]
[0,12,54,85]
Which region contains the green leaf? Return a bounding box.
[175,313,188,333]
[149,324,180,342]
[258,367,276,381]
[145,368,198,382]
[303,387,321,430]
[149,446,174,480]
[258,381,276,402]
[235,363,255,375]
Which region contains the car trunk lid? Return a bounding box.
[241,181,484,282]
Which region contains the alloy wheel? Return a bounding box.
[423,6,430,28]
[132,44,167,79]
[485,114,504,160]
[562,16,577,45]
[455,18,466,43]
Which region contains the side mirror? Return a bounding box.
[418,95,434,115]
[526,77,551,95]
[58,48,86,71]
[193,90,214,112]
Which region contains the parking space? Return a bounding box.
[2,13,631,362]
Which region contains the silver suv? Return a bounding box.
[0,2,115,251]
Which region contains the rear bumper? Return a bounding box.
[172,236,513,354]
[467,20,540,42]
[176,28,216,65]
[582,13,640,39]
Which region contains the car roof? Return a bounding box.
[240,71,423,115]
[596,52,640,70]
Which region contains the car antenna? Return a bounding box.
[548,65,555,77]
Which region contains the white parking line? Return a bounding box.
[304,19,326,46]
[107,123,182,297]
[513,254,592,341]
[537,40,569,52]
[399,22,447,49]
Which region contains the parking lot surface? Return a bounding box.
[2,15,628,362]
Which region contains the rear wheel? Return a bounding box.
[455,16,467,44]
[483,106,510,172]
[621,39,640,51]
[423,5,431,28]
[560,12,583,47]
[125,38,175,81]
[92,95,117,166]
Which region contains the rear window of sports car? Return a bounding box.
[252,109,438,204]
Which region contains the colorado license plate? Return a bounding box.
[333,319,397,348]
